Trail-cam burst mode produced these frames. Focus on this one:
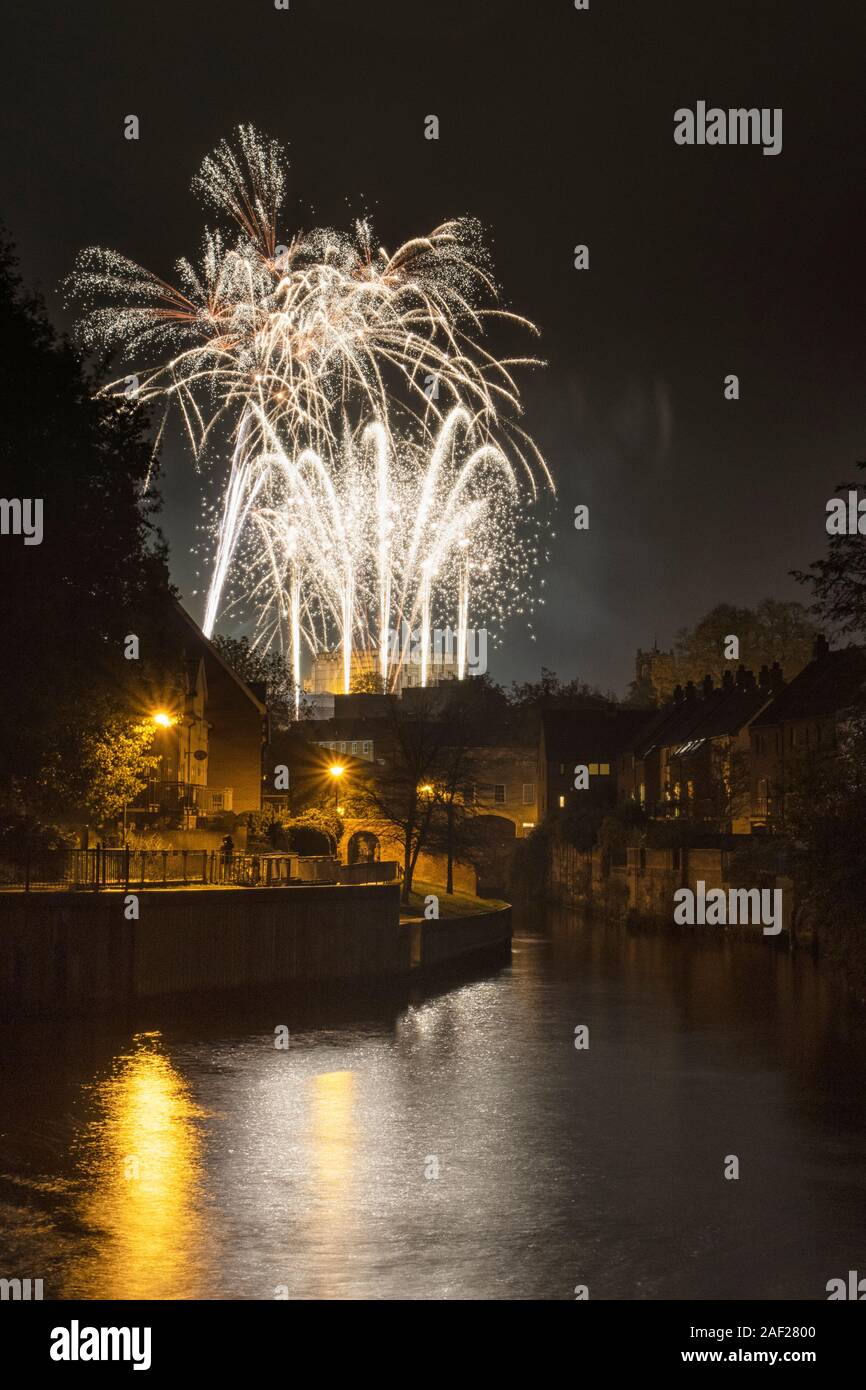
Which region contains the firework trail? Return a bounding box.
[67,125,552,712]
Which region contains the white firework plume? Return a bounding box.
[66,125,553,711]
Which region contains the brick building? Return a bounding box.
[539,708,656,817]
[130,604,268,823]
[748,637,866,829]
[627,667,779,832]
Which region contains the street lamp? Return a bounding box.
[328,763,345,809]
[122,709,176,844]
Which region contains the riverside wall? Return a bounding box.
[0,884,405,1013]
[403,907,512,971]
[0,886,514,1014]
[547,841,796,940]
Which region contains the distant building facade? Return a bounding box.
[748,637,866,830]
[307,643,460,696]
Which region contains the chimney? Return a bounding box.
[722,670,734,691]
[673,684,684,704]
[684,680,696,700]
[701,674,714,698]
[735,665,747,689]
[758,664,770,690]
[770,661,784,693]
[743,668,756,690]
[813,633,829,662]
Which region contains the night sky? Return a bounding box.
[3,0,865,693]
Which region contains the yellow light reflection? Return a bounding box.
[306,1069,356,1294]
[311,1070,355,1191]
[67,1033,210,1300]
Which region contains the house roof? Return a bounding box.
[750,646,866,727]
[634,682,773,758]
[172,604,268,716]
[541,707,656,762]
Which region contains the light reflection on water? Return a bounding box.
[2,906,866,1300]
[67,1034,211,1300]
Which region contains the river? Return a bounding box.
[2,904,865,1300]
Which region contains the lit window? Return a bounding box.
[588,763,599,776]
[558,794,566,809]
[599,763,610,776]
[559,762,565,775]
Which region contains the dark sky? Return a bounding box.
[3,0,865,694]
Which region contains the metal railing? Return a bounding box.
[126,780,232,816]
[0,848,398,891]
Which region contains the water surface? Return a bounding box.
[1,905,865,1300]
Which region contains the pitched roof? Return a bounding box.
[750,646,866,727]
[632,697,709,758]
[634,682,773,757]
[171,603,268,716]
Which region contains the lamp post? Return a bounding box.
[328,763,345,809]
[151,710,177,825]
[123,708,173,844]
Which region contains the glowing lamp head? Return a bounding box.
[152,711,174,728]
[329,764,345,779]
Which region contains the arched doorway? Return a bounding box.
[289,826,333,855]
[347,830,380,865]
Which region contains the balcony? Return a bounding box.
[127,780,233,819]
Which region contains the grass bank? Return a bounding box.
[402,879,509,919]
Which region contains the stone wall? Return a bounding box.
[0,884,405,1014]
[547,840,791,936]
[401,906,512,972]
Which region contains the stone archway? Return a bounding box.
[347,830,380,866]
[289,825,334,855]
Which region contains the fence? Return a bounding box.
[0,848,399,892]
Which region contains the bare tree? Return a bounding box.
[349,694,447,902]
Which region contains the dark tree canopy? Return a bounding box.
[793,465,866,638]
[0,230,178,819]
[629,600,817,705]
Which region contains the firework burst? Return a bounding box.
[66,125,553,711]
